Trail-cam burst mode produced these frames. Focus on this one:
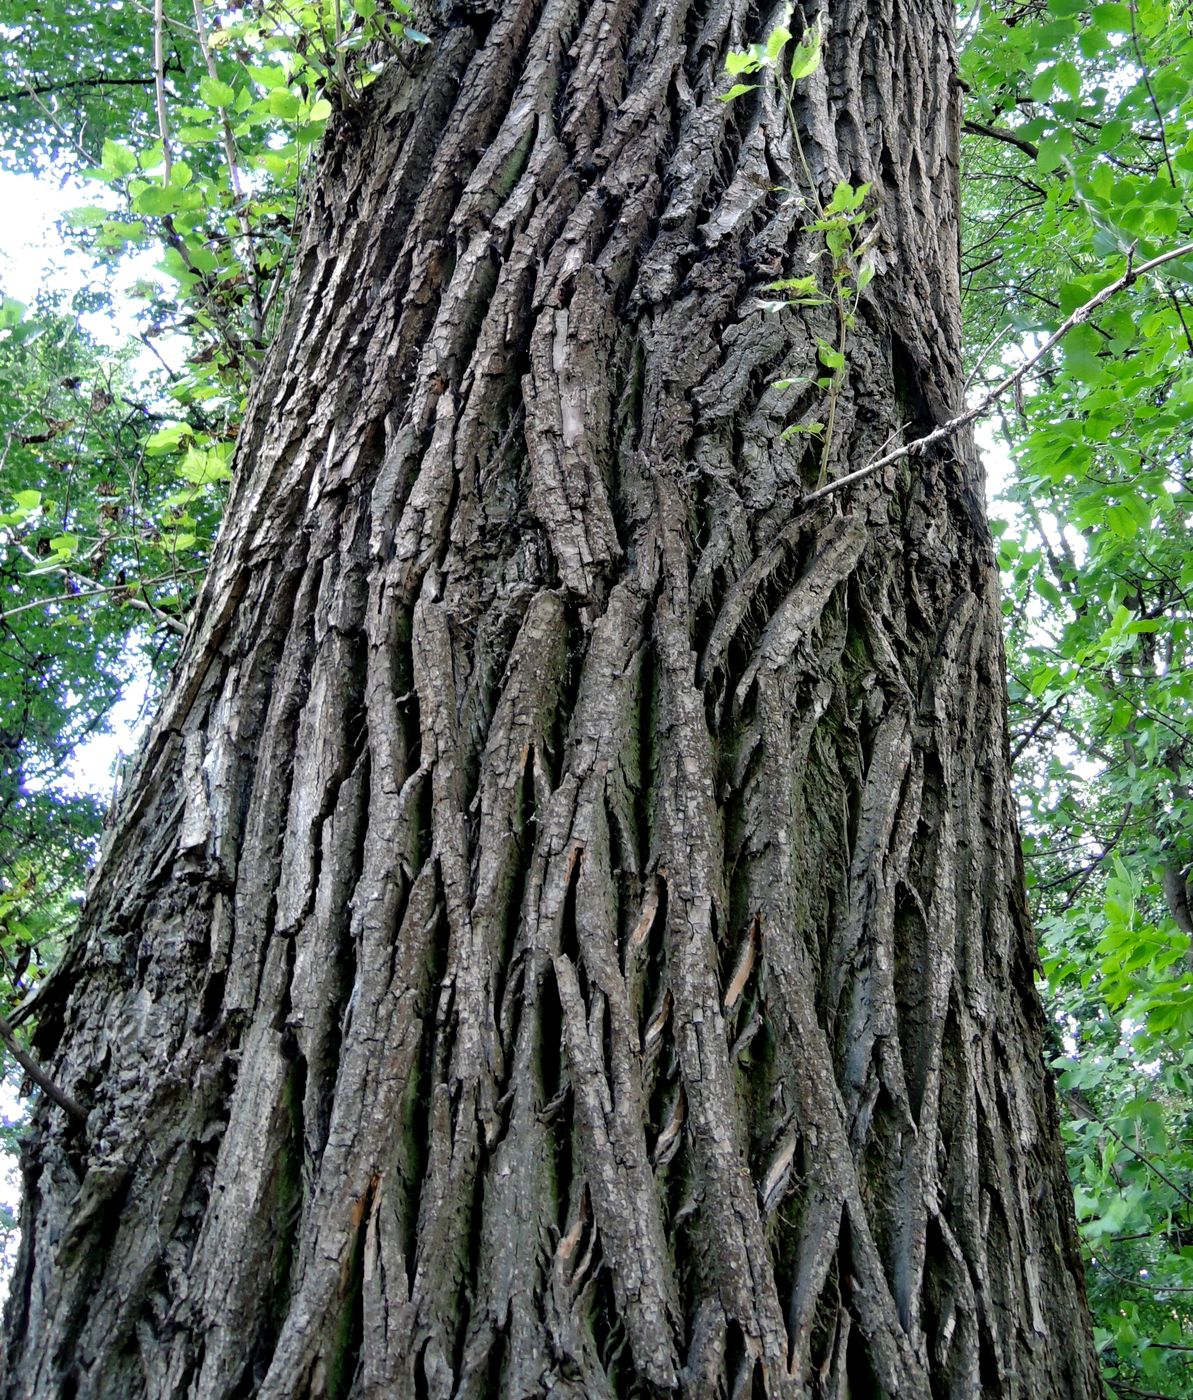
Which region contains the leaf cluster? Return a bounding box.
[961,0,1193,1390]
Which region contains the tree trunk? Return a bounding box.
[2,0,1100,1394]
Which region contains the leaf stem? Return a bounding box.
[776,49,859,486]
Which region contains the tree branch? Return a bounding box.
[0,71,174,105]
[0,571,199,632]
[801,241,1193,507]
[1090,1255,1193,1295]
[963,118,1040,161]
[154,0,174,183]
[1065,1091,1193,1211]
[0,1012,86,1124]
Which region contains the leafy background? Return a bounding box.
[1,1,1191,1392]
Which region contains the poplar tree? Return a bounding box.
[3,0,1102,1393]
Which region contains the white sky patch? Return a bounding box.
[0,168,185,375]
[0,170,79,285]
[0,1075,22,1277]
[977,418,1016,516]
[62,662,156,799]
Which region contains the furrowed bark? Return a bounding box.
[2,0,1100,1395]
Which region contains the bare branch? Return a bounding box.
[0,71,174,105]
[0,1012,86,1124]
[963,118,1040,161]
[0,571,201,632]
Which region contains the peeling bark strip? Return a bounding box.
[2,0,1100,1395]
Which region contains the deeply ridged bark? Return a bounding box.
[3,0,1099,1394]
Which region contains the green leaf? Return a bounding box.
[765,274,819,295]
[266,89,302,120]
[66,205,110,229]
[764,13,793,64]
[720,82,759,102]
[1091,1,1131,30]
[145,423,192,455]
[249,64,289,89]
[1054,60,1081,101]
[199,75,237,108]
[133,184,183,217]
[177,123,221,144]
[101,139,138,179]
[725,50,758,77]
[789,18,822,81]
[817,340,845,371]
[1036,132,1073,174]
[824,181,870,215]
[178,447,232,485]
[1035,576,1063,608]
[1029,67,1057,102]
[1077,27,1106,59]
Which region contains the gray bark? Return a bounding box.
[2,0,1100,1394]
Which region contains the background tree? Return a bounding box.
[0,300,180,1027]
[961,1,1193,1391]
[0,0,1125,1393]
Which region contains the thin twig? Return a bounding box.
[123,0,198,34]
[137,332,182,381]
[1128,0,1189,216]
[0,571,200,631]
[800,241,1193,506]
[0,1012,86,1124]
[0,72,172,104]
[1091,1256,1193,1294]
[1065,1092,1193,1211]
[20,85,95,163]
[1010,692,1068,766]
[1165,286,1193,357]
[963,322,1016,396]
